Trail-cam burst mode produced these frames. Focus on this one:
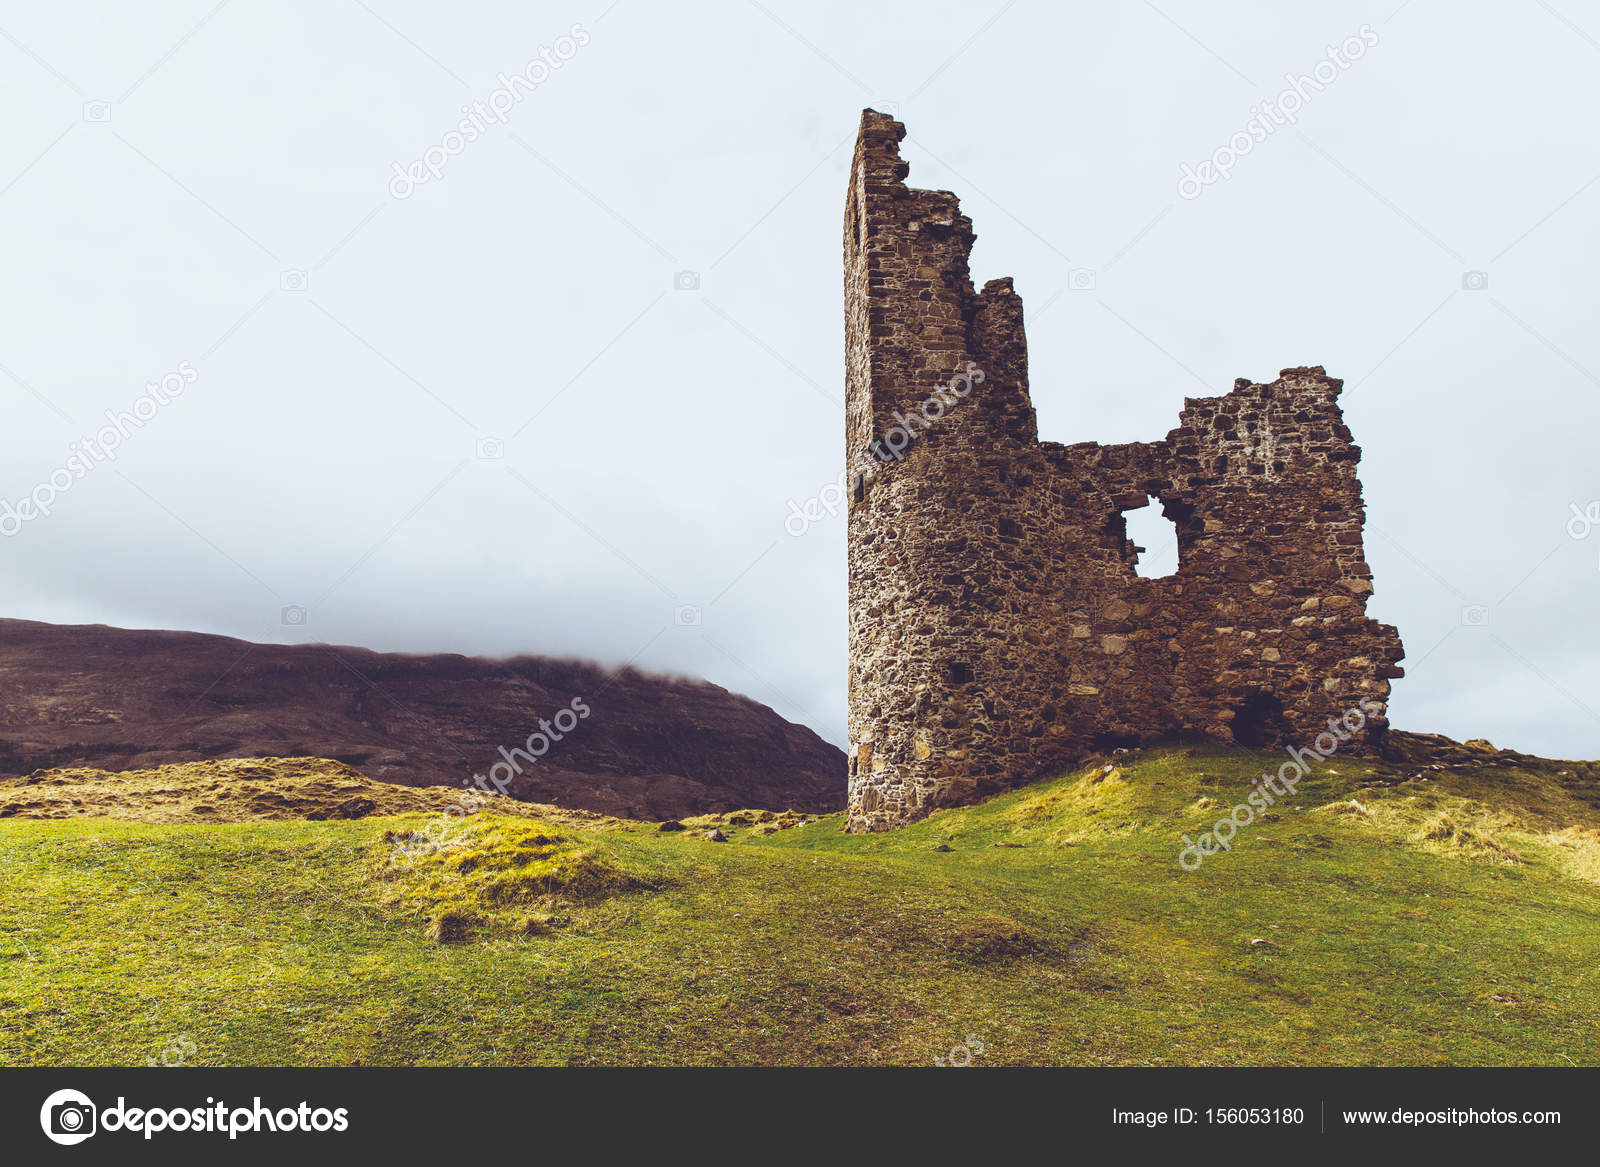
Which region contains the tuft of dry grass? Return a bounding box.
[1414,812,1524,864]
[378,818,654,938]
[1541,826,1600,884]
[1310,787,1530,865]
[0,756,608,828]
[1316,799,1372,818]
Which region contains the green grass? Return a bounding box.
[5,744,1600,1066]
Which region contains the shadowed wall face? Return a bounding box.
[844,110,1405,833]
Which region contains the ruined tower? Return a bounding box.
[844,110,1405,832]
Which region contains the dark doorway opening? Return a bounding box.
[1231,691,1288,748]
[1091,731,1142,752]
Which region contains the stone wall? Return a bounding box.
[844,110,1405,832]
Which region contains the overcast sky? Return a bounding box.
[0,0,1595,758]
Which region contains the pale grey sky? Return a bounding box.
[0,0,1595,757]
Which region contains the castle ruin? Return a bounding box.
[844,110,1405,832]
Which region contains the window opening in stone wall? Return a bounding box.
[1123,495,1179,578]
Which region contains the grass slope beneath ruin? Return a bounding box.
[4,741,1600,1066]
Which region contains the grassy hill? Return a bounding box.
[4,738,1600,1066]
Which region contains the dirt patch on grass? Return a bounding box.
[427,909,479,944]
[953,916,1044,963]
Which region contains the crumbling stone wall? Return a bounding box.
[844,110,1405,832]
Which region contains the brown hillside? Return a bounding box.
[0,619,843,819]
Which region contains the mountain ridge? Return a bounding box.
[0,617,844,818]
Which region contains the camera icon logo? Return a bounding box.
[674,604,702,627]
[146,1033,198,1067]
[40,1089,97,1145]
[1461,270,1489,291]
[1069,268,1097,291]
[281,604,308,627]
[280,269,308,292]
[933,1033,986,1067]
[475,437,505,460]
[82,101,112,123]
[1460,604,1490,627]
[673,270,700,292]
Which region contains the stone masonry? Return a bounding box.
[844,110,1405,832]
